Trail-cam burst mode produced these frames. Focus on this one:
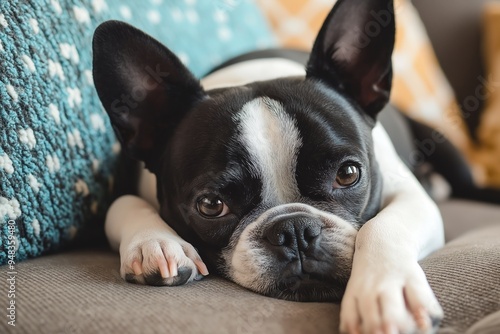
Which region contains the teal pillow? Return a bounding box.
[0,0,276,264]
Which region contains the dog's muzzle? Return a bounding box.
[226,204,359,302]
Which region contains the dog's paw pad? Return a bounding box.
[169,267,193,286]
[124,273,143,285]
[143,267,193,286]
[430,315,443,329]
[120,232,208,287]
[144,271,166,286]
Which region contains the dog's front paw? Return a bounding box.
[339,263,443,334]
[119,231,209,286]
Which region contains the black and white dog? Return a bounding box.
[93,0,444,332]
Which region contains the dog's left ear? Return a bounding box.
[306,0,396,118]
[92,21,206,173]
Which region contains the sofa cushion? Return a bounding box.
[3,225,499,333]
[420,225,500,333]
[466,310,500,334]
[0,0,275,264]
[439,199,500,241]
[9,249,340,334]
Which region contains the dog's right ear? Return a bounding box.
[306,0,395,119]
[92,21,206,173]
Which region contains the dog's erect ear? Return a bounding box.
[306,0,395,118]
[92,21,206,173]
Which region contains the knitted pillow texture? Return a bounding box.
[0,0,275,264]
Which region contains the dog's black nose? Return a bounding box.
[264,213,322,250]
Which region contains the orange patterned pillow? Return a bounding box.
[256,0,484,183]
[476,3,500,187]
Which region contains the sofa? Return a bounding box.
[1,1,500,333]
[3,206,499,334]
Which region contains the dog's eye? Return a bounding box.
[197,196,230,218]
[333,164,360,189]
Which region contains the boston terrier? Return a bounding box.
[92,0,445,332]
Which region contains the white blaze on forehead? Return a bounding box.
[235,97,302,204]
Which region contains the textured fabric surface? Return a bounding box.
[1,250,340,334]
[1,225,499,333]
[420,225,500,333]
[466,310,500,334]
[0,0,275,264]
[255,0,480,183]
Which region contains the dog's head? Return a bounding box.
[93,0,395,302]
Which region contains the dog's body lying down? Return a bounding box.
[93,0,444,332]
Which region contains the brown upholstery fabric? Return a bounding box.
[2,251,339,334]
[466,310,500,334]
[421,226,500,333]
[1,226,499,334]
